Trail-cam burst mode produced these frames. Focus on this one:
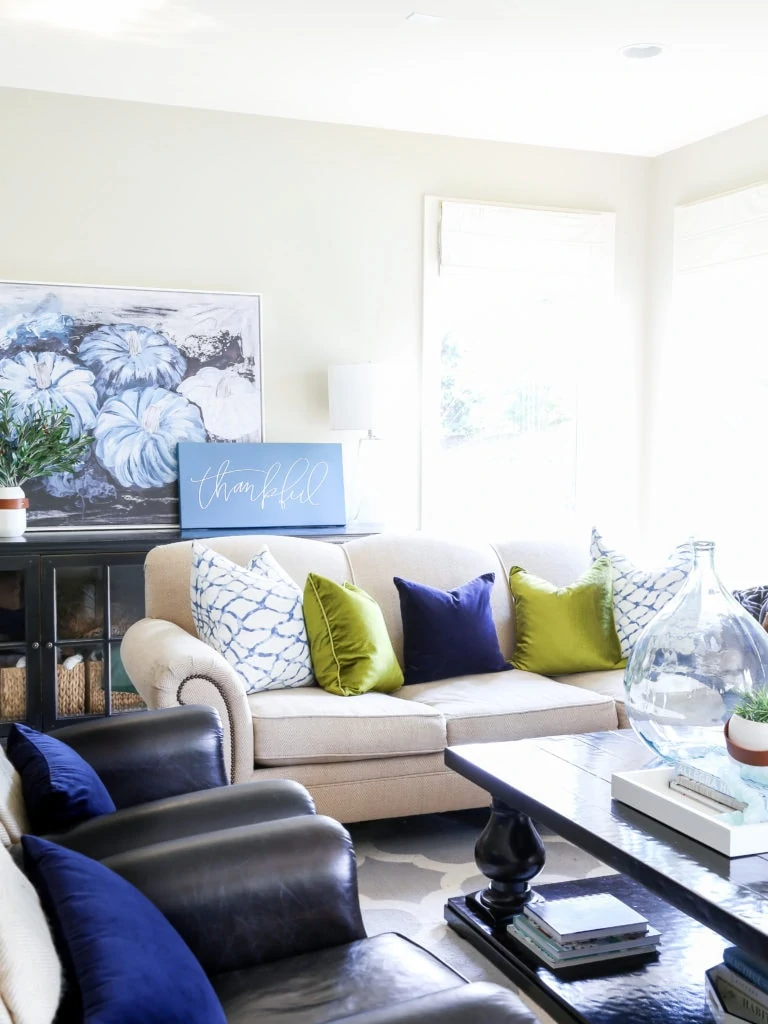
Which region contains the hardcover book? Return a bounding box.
[523,893,648,944]
[508,917,659,971]
[511,915,660,959]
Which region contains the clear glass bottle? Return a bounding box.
[625,540,768,762]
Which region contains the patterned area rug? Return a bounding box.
[348,808,615,1020]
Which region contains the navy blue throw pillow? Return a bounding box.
[7,722,116,834]
[394,572,511,684]
[22,835,227,1024]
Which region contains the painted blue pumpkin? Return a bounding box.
[0,294,74,353]
[79,324,186,397]
[94,386,205,489]
[0,351,98,435]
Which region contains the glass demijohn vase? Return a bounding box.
[625,540,768,762]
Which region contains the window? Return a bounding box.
[421,198,619,536]
[649,181,768,584]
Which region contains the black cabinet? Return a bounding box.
[0,524,376,736]
[0,531,158,735]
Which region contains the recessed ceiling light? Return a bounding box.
[405,12,444,25]
[620,43,664,60]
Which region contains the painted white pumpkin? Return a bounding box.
[177,367,261,439]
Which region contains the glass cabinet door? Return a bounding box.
[43,554,147,726]
[0,556,40,735]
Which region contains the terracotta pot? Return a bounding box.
[724,715,768,766]
[0,486,28,538]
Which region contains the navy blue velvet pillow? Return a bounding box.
[22,835,227,1024]
[7,722,116,834]
[394,572,511,684]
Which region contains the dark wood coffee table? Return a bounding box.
[445,730,768,1024]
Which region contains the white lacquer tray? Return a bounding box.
[611,766,768,858]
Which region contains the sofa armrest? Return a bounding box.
[102,815,365,974]
[46,778,315,860]
[340,983,539,1024]
[52,705,227,808]
[121,617,255,782]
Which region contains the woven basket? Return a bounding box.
[57,662,87,717]
[84,662,146,714]
[0,667,26,721]
[1,659,146,721]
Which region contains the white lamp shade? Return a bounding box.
[328,362,385,431]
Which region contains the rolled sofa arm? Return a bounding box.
[52,705,227,808]
[121,617,254,783]
[339,983,539,1024]
[46,778,316,861]
[102,815,366,975]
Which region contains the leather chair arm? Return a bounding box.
[121,618,255,782]
[102,815,365,975]
[339,983,540,1024]
[52,705,227,808]
[46,778,315,860]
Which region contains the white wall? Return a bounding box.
[0,86,650,528]
[645,114,768,580]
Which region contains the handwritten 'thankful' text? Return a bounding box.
[191,459,329,510]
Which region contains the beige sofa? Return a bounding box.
[121,533,627,823]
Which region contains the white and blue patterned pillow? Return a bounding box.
[589,529,693,658]
[190,542,314,694]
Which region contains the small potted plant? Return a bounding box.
[0,390,94,538]
[725,688,768,766]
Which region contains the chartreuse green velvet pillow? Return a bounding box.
[508,557,625,675]
[303,574,404,696]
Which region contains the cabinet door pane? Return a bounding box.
[109,565,145,638]
[55,568,104,642]
[110,646,146,713]
[0,649,26,722]
[0,569,25,644]
[0,570,28,723]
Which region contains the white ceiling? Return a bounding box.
[1,0,768,156]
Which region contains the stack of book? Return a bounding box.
[706,946,768,1024]
[507,893,661,971]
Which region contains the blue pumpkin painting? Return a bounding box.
[0,282,262,529]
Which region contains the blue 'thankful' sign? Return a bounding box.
[177,442,346,529]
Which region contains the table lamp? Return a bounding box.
[327,362,386,522]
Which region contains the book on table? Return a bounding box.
[506,893,660,971]
[522,893,649,945]
[706,961,768,1024]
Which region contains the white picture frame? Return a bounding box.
[0,280,263,530]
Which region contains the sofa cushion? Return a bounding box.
[553,669,629,728]
[303,574,404,696]
[247,688,446,766]
[191,542,314,694]
[508,559,624,675]
[146,533,352,634]
[22,835,226,1024]
[394,573,510,685]
[394,673,618,745]
[344,534,514,664]
[7,723,116,835]
[211,932,465,1024]
[0,844,62,1024]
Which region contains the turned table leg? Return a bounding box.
[467,796,546,925]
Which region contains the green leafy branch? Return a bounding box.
[0,390,94,488]
[733,688,768,724]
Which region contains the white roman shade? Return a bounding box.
[674,180,768,273]
[438,200,615,279]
